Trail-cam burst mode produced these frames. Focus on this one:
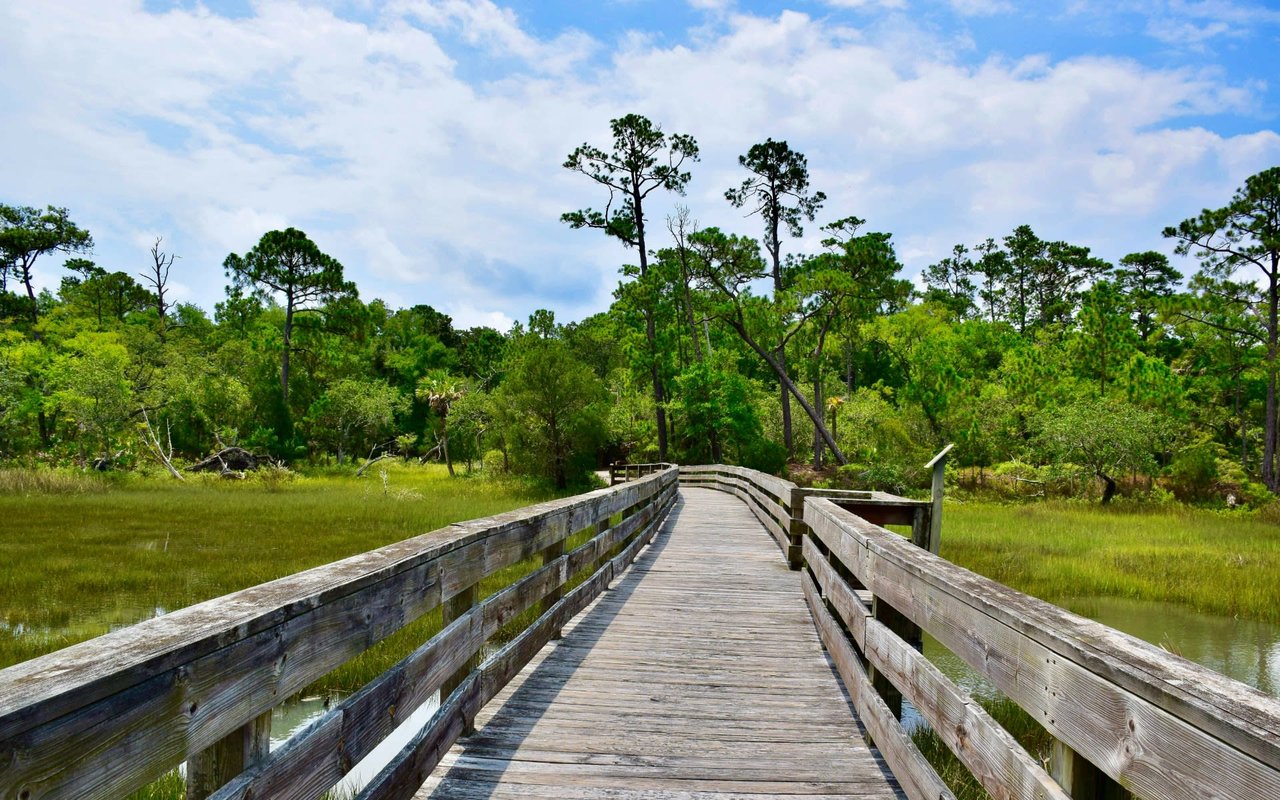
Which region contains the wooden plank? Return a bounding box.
[809,534,1069,799]
[418,487,902,799]
[863,614,1071,800]
[357,674,484,800]
[187,711,271,800]
[805,497,1280,800]
[210,555,569,800]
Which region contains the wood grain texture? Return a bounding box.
[415,488,904,800]
[805,496,1280,800]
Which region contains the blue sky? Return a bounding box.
[3,0,1278,329]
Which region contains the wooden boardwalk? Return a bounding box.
[416,487,903,799]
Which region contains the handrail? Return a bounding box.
[0,466,680,800]
[685,462,1280,800]
[607,461,669,485]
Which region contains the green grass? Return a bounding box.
[0,463,557,672]
[940,500,1280,624]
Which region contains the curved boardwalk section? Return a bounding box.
[416,487,903,799]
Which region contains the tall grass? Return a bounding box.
[0,464,555,670]
[941,500,1280,624]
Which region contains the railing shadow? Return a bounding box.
[421,493,686,797]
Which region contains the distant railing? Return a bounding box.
[684,462,1280,800]
[607,462,669,485]
[0,467,679,800]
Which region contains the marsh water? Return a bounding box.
[268,692,441,793]
[904,596,1280,731]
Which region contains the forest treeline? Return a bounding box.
[3,116,1279,503]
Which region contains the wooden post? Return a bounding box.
[609,463,619,485]
[186,710,271,799]
[869,597,918,719]
[923,443,953,555]
[1050,739,1130,799]
[909,505,931,551]
[442,584,478,734]
[787,487,809,571]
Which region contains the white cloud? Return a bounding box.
[0,0,1275,325]
[947,0,1014,14]
[823,0,909,9]
[1068,0,1280,47]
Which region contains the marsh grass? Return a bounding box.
[940,500,1280,624]
[0,463,555,671]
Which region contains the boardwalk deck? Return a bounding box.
[416,487,904,799]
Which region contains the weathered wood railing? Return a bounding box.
[683,463,1280,800]
[607,461,668,485]
[678,464,936,567]
[0,466,678,800]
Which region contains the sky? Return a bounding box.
[2,0,1278,330]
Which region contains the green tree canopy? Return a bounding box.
[0,205,93,326]
[223,228,353,408]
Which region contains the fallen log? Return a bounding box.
[188,447,262,473]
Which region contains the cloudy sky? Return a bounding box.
[3,1,1278,329]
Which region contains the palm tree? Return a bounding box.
[416,370,466,477]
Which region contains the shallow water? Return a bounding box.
[269,692,441,794]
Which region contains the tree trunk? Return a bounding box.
[731,319,847,464]
[812,314,835,471]
[1265,270,1278,491]
[282,299,294,406]
[633,187,667,463]
[1099,472,1117,505]
[22,262,39,326]
[813,375,823,470]
[779,367,793,459]
[443,424,454,477]
[1239,376,1248,471]
[768,224,794,459]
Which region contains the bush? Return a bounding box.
[482,449,506,474]
[834,462,916,495]
[739,438,787,476]
[1166,442,1220,502]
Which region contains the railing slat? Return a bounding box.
[801,569,956,800]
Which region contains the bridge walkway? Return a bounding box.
[416,487,904,799]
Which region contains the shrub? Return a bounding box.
[482,449,506,474]
[1166,442,1220,502]
[740,438,787,476]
